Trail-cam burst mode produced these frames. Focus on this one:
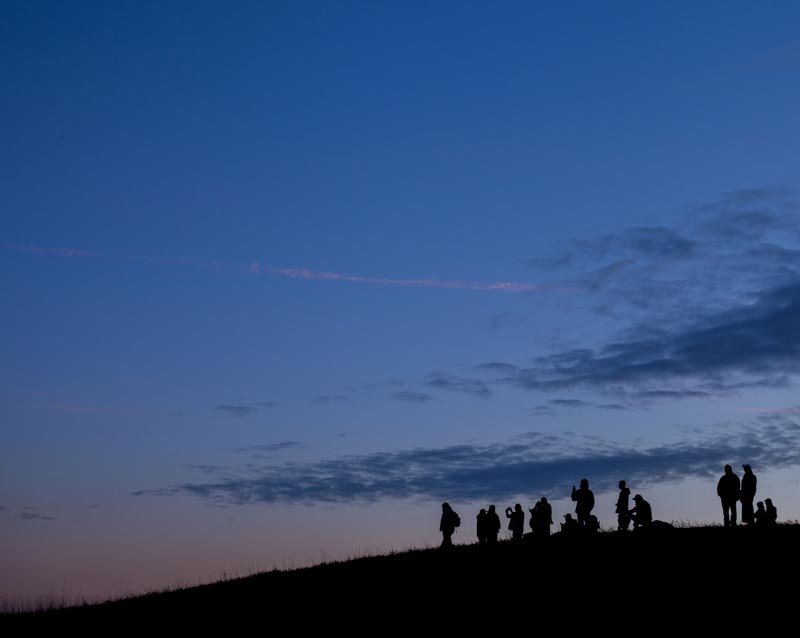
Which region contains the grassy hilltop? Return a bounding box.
[4,524,798,629]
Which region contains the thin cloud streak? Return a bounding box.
[2,242,548,294]
[271,267,545,293]
[41,404,116,414]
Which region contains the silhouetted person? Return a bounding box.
[571,478,595,527]
[754,501,766,526]
[629,494,653,529]
[586,514,600,534]
[440,502,460,548]
[717,464,740,527]
[477,508,488,545]
[486,505,501,544]
[616,480,631,532]
[765,498,777,526]
[533,497,553,536]
[506,503,525,541]
[561,513,578,534]
[740,464,757,525]
[529,503,539,531]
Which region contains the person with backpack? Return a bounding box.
[440,502,461,548]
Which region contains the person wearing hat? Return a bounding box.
[716,464,740,527]
[740,464,757,525]
[629,494,652,529]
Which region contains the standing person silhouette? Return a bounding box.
[571,478,595,527]
[616,480,631,532]
[440,502,460,548]
[476,508,488,545]
[506,503,525,541]
[740,464,757,525]
[717,464,740,527]
[538,497,553,536]
[486,505,501,544]
[765,498,778,526]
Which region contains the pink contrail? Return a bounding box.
[2,242,103,258]
[272,267,545,292]
[3,242,547,293]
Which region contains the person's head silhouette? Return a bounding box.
[724,464,733,474]
[442,502,451,511]
[619,480,626,489]
[580,478,589,489]
[488,504,496,513]
[514,503,522,512]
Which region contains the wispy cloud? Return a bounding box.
[253,401,279,408]
[19,512,55,521]
[475,362,521,375]
[391,391,433,403]
[184,464,233,474]
[41,404,115,413]
[314,394,349,406]
[528,188,800,326]
[486,312,527,331]
[597,403,630,411]
[2,242,548,295]
[214,405,257,417]
[500,282,800,397]
[133,415,800,505]
[426,372,491,399]
[234,442,303,454]
[549,399,593,408]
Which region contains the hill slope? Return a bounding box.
[4,524,798,629]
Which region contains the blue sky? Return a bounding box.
[3,1,800,601]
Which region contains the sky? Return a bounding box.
[3,0,800,603]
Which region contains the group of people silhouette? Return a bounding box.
[717,464,777,527]
[439,464,780,547]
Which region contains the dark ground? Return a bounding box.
[3,524,797,629]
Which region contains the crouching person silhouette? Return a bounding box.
[629,494,653,529]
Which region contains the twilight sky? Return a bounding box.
[3,1,800,602]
